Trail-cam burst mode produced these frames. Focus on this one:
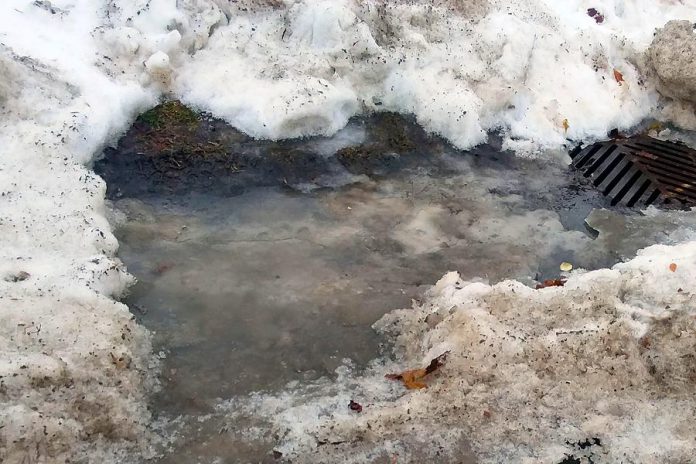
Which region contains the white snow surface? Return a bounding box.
[1,0,696,463]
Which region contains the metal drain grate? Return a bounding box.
[570,135,696,207]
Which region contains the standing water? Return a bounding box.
[95,103,696,463]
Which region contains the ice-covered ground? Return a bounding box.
[1,0,696,462]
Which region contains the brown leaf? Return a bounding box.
[613,69,624,85]
[386,351,449,390]
[669,263,677,272]
[535,278,566,289]
[562,118,569,133]
[348,400,363,413]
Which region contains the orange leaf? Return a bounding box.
[669,263,677,272]
[385,352,449,390]
[536,278,567,289]
[613,69,624,85]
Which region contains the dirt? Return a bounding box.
[94,101,448,198]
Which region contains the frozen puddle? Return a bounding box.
[96,106,696,463]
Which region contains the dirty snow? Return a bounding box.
[223,241,696,463]
[1,0,696,463]
[177,0,696,153]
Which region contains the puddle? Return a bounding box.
[95,106,696,462]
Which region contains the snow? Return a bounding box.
[176,0,696,153]
[1,0,696,462]
[648,20,696,104]
[225,242,696,462]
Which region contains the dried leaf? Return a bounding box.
[669,263,677,272]
[560,262,573,272]
[386,351,449,390]
[536,278,566,289]
[562,119,569,133]
[348,400,363,413]
[613,69,624,85]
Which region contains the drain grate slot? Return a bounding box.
[572,143,603,168]
[645,189,661,205]
[571,135,696,206]
[592,153,626,188]
[602,162,633,196]
[611,170,644,206]
[625,179,653,207]
[583,144,618,178]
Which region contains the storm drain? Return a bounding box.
[570,135,696,207]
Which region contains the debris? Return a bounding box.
[647,122,663,134]
[272,450,283,459]
[5,271,30,282]
[560,262,573,272]
[536,278,566,289]
[349,400,363,413]
[385,351,449,389]
[669,263,677,272]
[109,352,131,369]
[587,8,604,24]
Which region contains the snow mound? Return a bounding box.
[0,1,225,462]
[225,241,696,463]
[648,20,696,104]
[176,0,696,153]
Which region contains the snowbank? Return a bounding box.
[648,20,696,104]
[176,0,696,153]
[1,0,696,462]
[0,1,225,462]
[225,241,696,462]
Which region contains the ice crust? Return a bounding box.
[1,0,696,462]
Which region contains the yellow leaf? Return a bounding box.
[385,352,449,390]
[560,262,573,272]
[562,119,569,133]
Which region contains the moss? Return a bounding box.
[335,146,372,161]
[372,112,417,152]
[132,101,229,159]
[137,100,200,129]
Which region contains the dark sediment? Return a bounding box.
[95,101,454,198]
